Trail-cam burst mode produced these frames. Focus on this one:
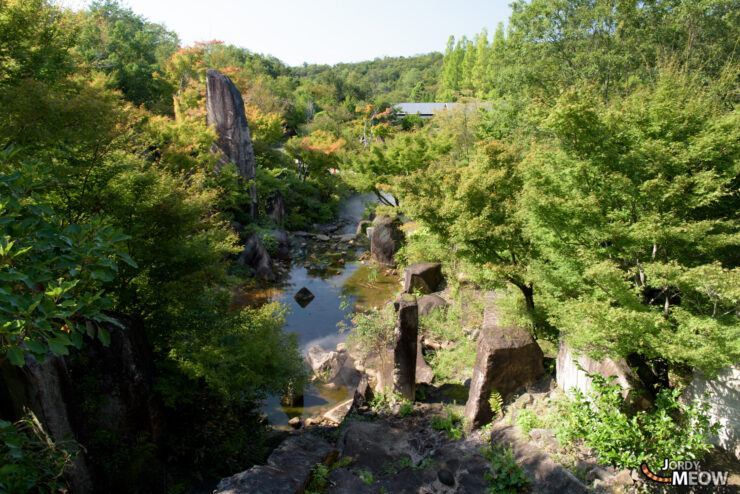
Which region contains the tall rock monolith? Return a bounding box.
[392,294,418,401]
[206,69,258,219]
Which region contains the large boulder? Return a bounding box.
[464,292,544,430]
[403,262,444,294]
[681,365,740,458]
[206,70,258,219]
[417,294,448,317]
[270,229,291,260]
[557,340,649,409]
[370,217,404,266]
[237,233,275,281]
[266,191,285,226]
[307,345,347,382]
[215,434,336,494]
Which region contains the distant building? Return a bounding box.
[393,102,458,118]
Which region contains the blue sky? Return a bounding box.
[63,0,512,66]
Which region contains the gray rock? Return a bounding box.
[437,469,455,486]
[271,229,291,260]
[237,233,275,281]
[324,398,353,424]
[206,70,258,219]
[266,191,285,226]
[464,292,544,430]
[489,424,589,494]
[315,234,330,241]
[417,294,448,317]
[366,226,374,240]
[215,434,335,494]
[557,339,647,407]
[393,295,418,401]
[307,345,347,381]
[529,428,558,451]
[416,337,434,385]
[403,262,444,294]
[370,217,404,266]
[294,287,315,307]
[356,219,372,235]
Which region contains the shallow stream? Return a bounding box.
[233,193,399,428]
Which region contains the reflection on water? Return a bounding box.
[232,194,400,429]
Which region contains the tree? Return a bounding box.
[519,66,740,376]
[0,157,133,365]
[76,0,178,111]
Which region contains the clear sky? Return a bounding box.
[62,0,512,67]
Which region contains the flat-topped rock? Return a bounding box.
[417,294,448,317]
[464,292,544,430]
[215,434,336,494]
[403,262,444,294]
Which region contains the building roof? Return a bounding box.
[393,102,458,116]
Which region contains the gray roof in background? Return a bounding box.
[393,102,458,115]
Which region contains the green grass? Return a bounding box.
[431,404,466,439]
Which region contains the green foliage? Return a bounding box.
[520,67,740,374]
[0,413,77,494]
[488,389,503,417]
[558,372,720,471]
[306,462,330,493]
[169,302,307,402]
[76,0,179,110]
[481,445,530,494]
[346,304,395,368]
[0,161,134,364]
[356,467,373,486]
[515,409,541,436]
[399,401,414,418]
[430,404,465,439]
[369,389,403,414]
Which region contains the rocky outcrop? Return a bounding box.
[416,337,434,385]
[266,191,285,226]
[556,340,646,407]
[0,317,162,494]
[681,365,740,458]
[215,434,336,494]
[307,345,348,382]
[237,233,275,281]
[327,415,495,494]
[1,354,94,493]
[392,295,418,401]
[417,294,448,317]
[271,229,291,260]
[206,69,258,219]
[370,217,404,266]
[489,423,589,494]
[403,262,444,294]
[464,292,544,430]
[356,220,371,235]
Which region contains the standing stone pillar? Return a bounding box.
[205,69,259,220]
[392,294,418,401]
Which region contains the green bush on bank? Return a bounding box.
[555,372,720,471]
